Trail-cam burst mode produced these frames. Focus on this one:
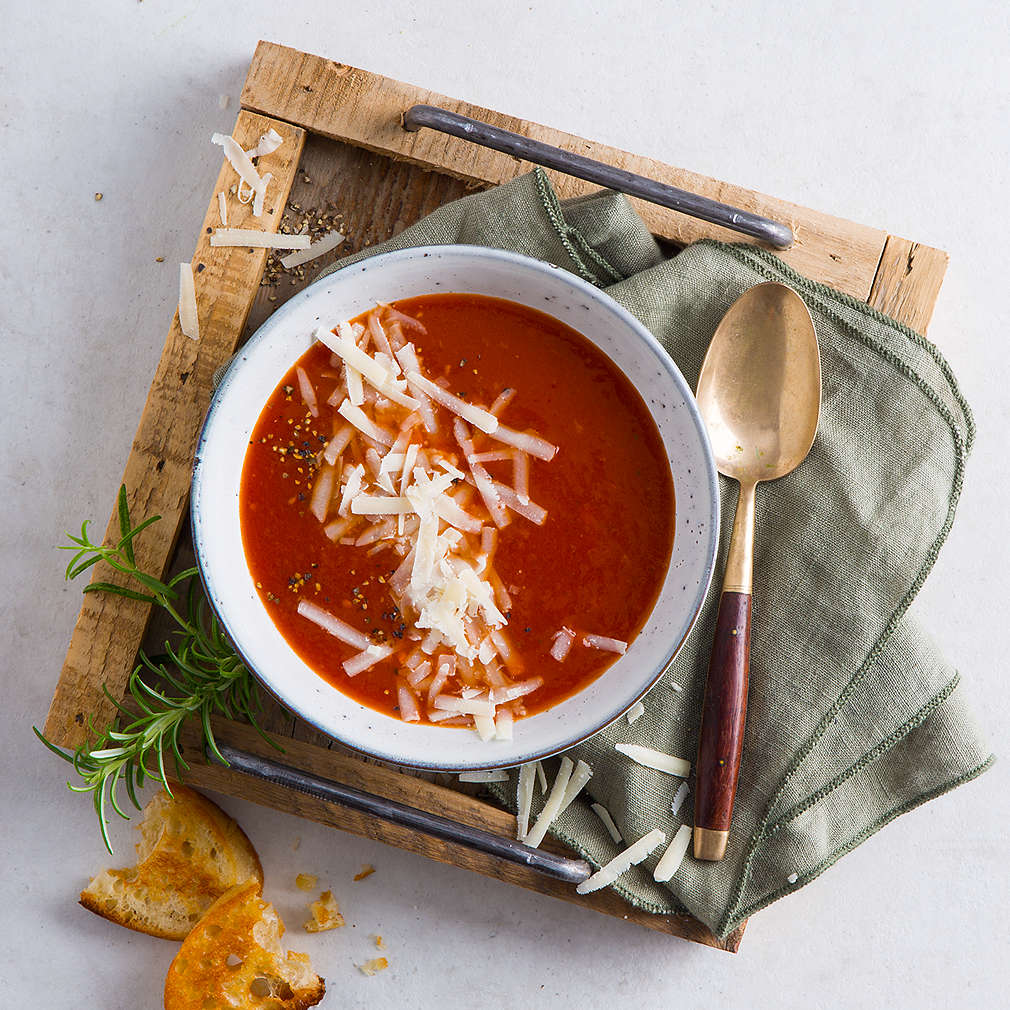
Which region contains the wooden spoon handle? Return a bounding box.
[693,589,752,860]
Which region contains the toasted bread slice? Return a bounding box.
[80,786,263,940]
[164,879,325,1010]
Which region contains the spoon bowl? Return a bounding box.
[692,282,820,861]
[696,282,821,484]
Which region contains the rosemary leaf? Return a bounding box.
[117,484,135,566]
[34,485,279,853]
[83,583,156,603]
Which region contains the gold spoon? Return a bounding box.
[693,282,821,861]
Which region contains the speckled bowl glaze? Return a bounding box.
[192,245,719,770]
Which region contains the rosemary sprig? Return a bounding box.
[35,485,279,853]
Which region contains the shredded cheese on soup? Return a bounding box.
[283,304,592,742]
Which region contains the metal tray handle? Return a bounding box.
[403,104,793,249]
[212,743,592,886]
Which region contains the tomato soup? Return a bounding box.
[239,294,674,732]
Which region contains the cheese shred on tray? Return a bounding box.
[575,828,666,895]
[239,296,677,742]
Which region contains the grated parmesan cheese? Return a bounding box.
[405,659,431,687]
[488,421,557,461]
[513,450,530,505]
[217,191,227,226]
[626,701,645,724]
[431,695,495,718]
[557,760,592,815]
[406,370,499,433]
[338,464,365,516]
[397,684,421,722]
[590,803,624,844]
[488,677,543,704]
[535,761,548,794]
[308,463,335,522]
[211,132,263,193]
[209,228,311,249]
[488,388,516,416]
[550,627,575,662]
[434,492,482,533]
[473,712,496,741]
[670,780,690,817]
[247,127,283,159]
[297,600,370,651]
[276,303,567,739]
[394,353,435,434]
[575,828,666,895]
[319,325,419,410]
[469,474,545,525]
[369,313,398,363]
[383,305,426,333]
[351,495,413,515]
[343,644,394,677]
[323,516,356,542]
[280,230,346,269]
[583,633,628,655]
[516,763,536,841]
[524,757,573,849]
[494,707,514,740]
[323,424,354,466]
[653,824,692,883]
[178,263,199,340]
[251,172,272,218]
[615,743,691,778]
[296,365,318,417]
[458,769,510,783]
[338,400,395,446]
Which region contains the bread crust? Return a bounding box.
[163,879,325,1010]
[80,786,263,940]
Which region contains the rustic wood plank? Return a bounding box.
[240,40,887,300]
[244,133,470,338]
[44,112,306,749]
[867,235,948,334]
[177,719,744,952]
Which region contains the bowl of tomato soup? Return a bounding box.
[192,245,718,770]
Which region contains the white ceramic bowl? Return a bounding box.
[192,245,719,770]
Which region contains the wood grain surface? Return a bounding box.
[44,111,306,749]
[240,41,889,299]
[695,591,752,835]
[867,235,948,333]
[242,133,470,341]
[43,42,951,953]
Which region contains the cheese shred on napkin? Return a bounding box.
[318,169,993,938]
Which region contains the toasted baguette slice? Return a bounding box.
[164,879,325,1010]
[80,786,263,940]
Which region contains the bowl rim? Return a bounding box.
[191,243,720,769]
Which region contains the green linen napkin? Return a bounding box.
[319,168,993,938]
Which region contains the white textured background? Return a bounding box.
[3,1,1006,1006]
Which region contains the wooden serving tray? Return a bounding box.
[43,40,949,954]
